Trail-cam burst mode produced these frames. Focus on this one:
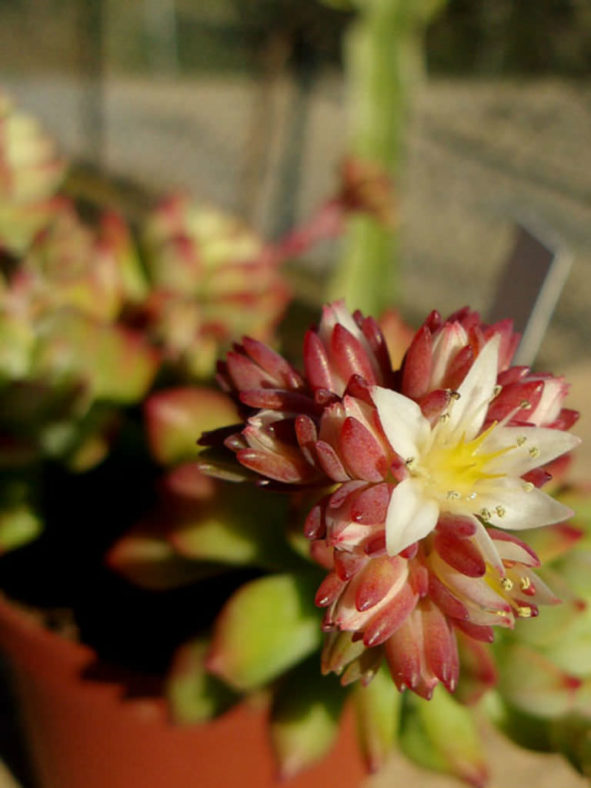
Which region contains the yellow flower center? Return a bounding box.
[412,423,512,506]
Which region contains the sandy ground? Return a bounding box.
[0,72,590,786]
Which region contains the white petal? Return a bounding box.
[342,394,379,436]
[371,386,430,461]
[430,323,469,389]
[385,478,439,556]
[527,376,567,426]
[472,519,504,574]
[480,425,580,476]
[476,477,574,531]
[448,335,500,439]
[319,301,360,341]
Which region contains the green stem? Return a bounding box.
[329,0,445,315]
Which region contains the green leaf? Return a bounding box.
[549,714,591,779]
[100,212,150,304]
[270,659,345,779]
[517,521,584,564]
[553,548,591,599]
[485,693,553,753]
[170,484,302,571]
[509,594,587,652]
[0,505,43,553]
[400,687,488,786]
[556,485,591,538]
[353,663,401,772]
[33,311,159,404]
[207,573,322,692]
[166,638,239,724]
[106,525,225,590]
[144,387,238,465]
[496,642,581,718]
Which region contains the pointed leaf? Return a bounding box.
[400,687,488,787]
[207,573,322,691]
[454,632,497,705]
[353,663,401,772]
[550,714,591,779]
[106,525,224,590]
[496,642,582,717]
[166,638,239,724]
[34,311,159,403]
[100,212,149,303]
[516,522,583,564]
[170,485,299,570]
[486,693,553,753]
[0,505,42,553]
[511,593,588,651]
[145,387,238,465]
[270,659,345,778]
[541,605,591,677]
[552,548,591,599]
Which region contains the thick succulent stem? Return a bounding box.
[329,0,446,315]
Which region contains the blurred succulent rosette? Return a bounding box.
[488,480,591,779]
[139,194,290,378]
[0,95,291,563]
[0,92,66,256]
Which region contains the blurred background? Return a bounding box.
[1,0,590,370]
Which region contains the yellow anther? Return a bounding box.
[522,482,534,493]
[528,446,541,459]
[500,576,514,591]
[446,490,461,500]
[480,508,492,520]
[517,606,532,618]
[495,505,506,518]
[520,576,532,591]
[450,390,461,400]
[516,436,527,446]
[520,400,532,410]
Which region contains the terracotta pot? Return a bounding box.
[0,596,366,788]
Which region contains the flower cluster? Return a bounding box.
[202,302,580,699]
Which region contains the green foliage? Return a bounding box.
[166,637,240,724]
[353,664,401,771]
[400,687,488,785]
[207,572,323,692]
[270,658,346,777]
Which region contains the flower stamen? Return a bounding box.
[520,576,531,591]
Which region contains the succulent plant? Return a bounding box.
[486,480,591,779]
[0,92,66,256]
[0,94,294,568]
[1,93,587,788]
[106,298,580,784]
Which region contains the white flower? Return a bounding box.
[371,337,580,557]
